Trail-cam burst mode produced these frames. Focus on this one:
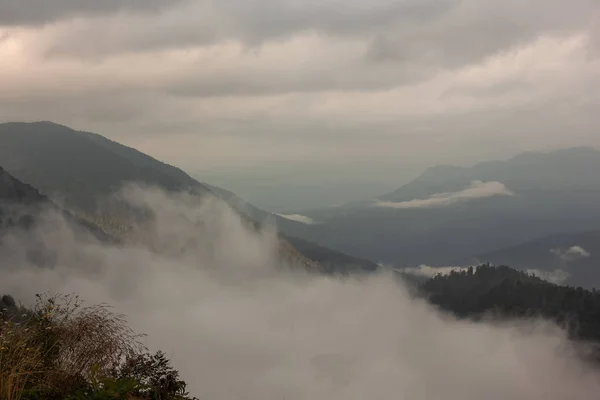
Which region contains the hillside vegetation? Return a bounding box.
[420,265,600,344]
[0,294,194,400]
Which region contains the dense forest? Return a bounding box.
[420,265,600,344]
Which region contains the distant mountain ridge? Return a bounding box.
[475,230,600,289]
[0,121,378,273]
[0,121,212,214]
[278,146,600,266]
[380,146,600,202]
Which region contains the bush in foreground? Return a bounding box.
[0,293,194,400]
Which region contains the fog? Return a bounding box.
[1,186,599,399]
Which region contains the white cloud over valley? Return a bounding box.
[399,265,475,278]
[551,246,591,263]
[374,180,514,209]
[276,213,318,225]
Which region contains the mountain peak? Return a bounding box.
[3,120,74,130]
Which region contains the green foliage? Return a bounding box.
[420,265,600,342]
[67,365,140,400]
[117,351,191,400]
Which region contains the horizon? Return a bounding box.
[2,119,599,212]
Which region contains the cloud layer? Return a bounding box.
[374,180,514,209]
[1,186,600,399]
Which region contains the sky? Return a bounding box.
[1,0,599,210]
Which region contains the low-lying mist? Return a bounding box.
[1,186,599,399]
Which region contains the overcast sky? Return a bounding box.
[1,0,599,210]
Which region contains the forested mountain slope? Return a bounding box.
[420,265,600,344]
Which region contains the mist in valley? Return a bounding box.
[1,186,599,399]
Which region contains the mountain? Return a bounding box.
[0,121,212,215]
[475,231,600,289]
[381,147,600,202]
[0,121,376,273]
[278,147,600,266]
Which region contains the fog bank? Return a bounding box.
[1,186,599,399]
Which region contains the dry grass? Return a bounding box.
[0,293,146,400]
[0,320,44,400]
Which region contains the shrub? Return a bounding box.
[0,293,194,400]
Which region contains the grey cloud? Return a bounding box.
[27,0,598,108]
[0,0,182,26]
[42,0,454,59]
[217,0,456,44]
[441,79,535,100]
[165,65,431,98]
[39,0,598,71]
[590,19,600,55]
[366,0,597,67]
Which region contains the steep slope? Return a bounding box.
[204,183,274,224]
[280,147,600,266]
[0,122,374,273]
[0,166,114,268]
[0,165,50,230]
[0,165,108,237]
[0,122,212,214]
[475,231,600,289]
[283,235,379,274]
